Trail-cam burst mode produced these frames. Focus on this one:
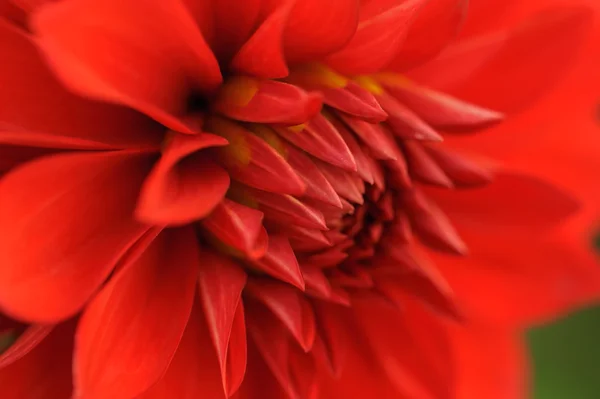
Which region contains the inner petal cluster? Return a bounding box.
[150,64,503,309]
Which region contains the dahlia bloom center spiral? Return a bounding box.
[131,62,502,311]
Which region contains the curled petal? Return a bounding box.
[213,77,322,125]
[136,133,230,226]
[201,199,267,259]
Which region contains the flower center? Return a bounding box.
[170,63,502,304]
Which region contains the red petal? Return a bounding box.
[339,114,402,160]
[197,0,262,63]
[286,65,387,122]
[136,133,230,225]
[424,144,493,187]
[246,279,316,352]
[213,77,322,125]
[207,118,306,195]
[328,114,375,183]
[372,249,462,319]
[314,158,365,204]
[74,228,199,399]
[325,0,426,75]
[408,6,593,113]
[234,339,289,399]
[301,265,333,299]
[249,236,305,290]
[0,325,53,368]
[273,113,357,171]
[387,0,468,71]
[0,322,74,399]
[0,20,162,148]
[312,301,349,377]
[197,250,248,397]
[201,199,266,259]
[33,0,222,131]
[284,143,342,207]
[425,170,581,234]
[324,82,387,122]
[0,2,27,26]
[138,301,226,399]
[378,74,504,128]
[284,0,359,63]
[429,227,600,326]
[375,90,444,141]
[241,186,327,230]
[450,325,528,399]
[403,140,453,187]
[230,1,294,79]
[245,302,318,399]
[403,188,468,255]
[0,151,152,322]
[351,294,454,399]
[286,226,331,252]
[11,0,55,13]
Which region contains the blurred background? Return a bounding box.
[530,234,600,398]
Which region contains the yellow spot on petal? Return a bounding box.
[206,117,251,166]
[372,73,413,88]
[287,124,306,133]
[289,63,348,89]
[218,76,260,107]
[249,124,288,158]
[353,76,384,95]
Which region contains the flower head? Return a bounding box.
[0,0,599,398]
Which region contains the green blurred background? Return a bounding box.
[529,234,600,399]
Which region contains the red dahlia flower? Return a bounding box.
[0,0,599,398]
